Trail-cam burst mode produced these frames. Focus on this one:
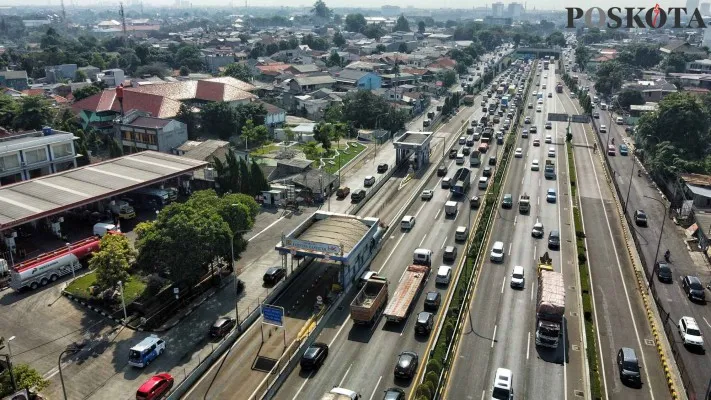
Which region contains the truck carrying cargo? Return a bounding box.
[350,275,388,325]
[450,167,471,196]
[463,95,475,105]
[9,236,102,291]
[544,160,556,179]
[383,264,430,323]
[519,194,530,213]
[336,186,350,199]
[445,201,458,216]
[536,265,565,349]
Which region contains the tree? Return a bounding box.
[175,45,204,72]
[438,70,457,87]
[417,21,426,34]
[616,89,645,110]
[398,43,409,53]
[73,84,102,102]
[311,0,332,19]
[223,63,253,82]
[0,364,49,397]
[200,102,239,140]
[344,13,367,33]
[134,62,170,78]
[212,150,242,194]
[394,15,410,32]
[594,61,627,97]
[284,127,296,143]
[375,44,387,53]
[241,119,268,148]
[179,66,190,76]
[14,96,52,130]
[333,31,346,47]
[326,51,344,67]
[513,33,522,47]
[0,94,19,128]
[665,53,690,73]
[323,103,343,123]
[546,31,566,47]
[250,159,269,194]
[456,62,468,75]
[574,45,591,71]
[176,103,199,140]
[313,123,333,150]
[364,24,386,40]
[74,70,88,83]
[90,234,135,290]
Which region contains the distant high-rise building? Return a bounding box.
[508,2,524,18]
[492,2,505,17]
[381,5,401,16]
[687,0,700,12]
[701,2,710,15]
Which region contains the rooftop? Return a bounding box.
[294,214,371,254]
[0,151,207,231]
[394,131,433,146]
[0,130,77,155]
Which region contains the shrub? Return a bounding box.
[427,358,443,376]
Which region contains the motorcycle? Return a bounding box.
[664,250,671,262]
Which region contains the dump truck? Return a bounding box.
[450,167,471,196]
[383,264,431,323]
[544,160,556,179]
[320,387,360,400]
[536,262,564,349]
[350,275,388,325]
[519,194,530,213]
[556,83,563,93]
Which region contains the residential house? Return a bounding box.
[44,64,78,83]
[681,173,711,210]
[686,59,711,74]
[258,101,287,131]
[289,75,336,94]
[426,33,453,45]
[660,41,707,58]
[344,61,388,73]
[331,69,382,90]
[114,110,188,155]
[586,53,617,72]
[267,159,338,202]
[285,64,321,75]
[256,63,292,81]
[380,73,418,88]
[98,69,125,87]
[622,79,677,102]
[205,54,236,74]
[174,139,230,189]
[0,70,29,90]
[0,128,78,186]
[76,66,101,81]
[72,77,257,132]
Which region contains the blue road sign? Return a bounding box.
[261,304,284,327]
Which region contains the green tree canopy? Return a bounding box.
[417,21,426,34]
[0,364,49,397]
[14,96,52,131]
[546,31,566,47]
[594,61,628,97]
[333,31,346,47]
[394,15,410,32]
[90,234,135,290]
[175,103,199,140]
[341,90,407,133]
[73,84,102,102]
[200,101,240,140]
[0,94,19,128]
[311,0,333,19]
[344,13,367,33]
[615,89,645,110]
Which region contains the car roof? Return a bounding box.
[513,265,524,273]
[621,347,638,361]
[438,265,452,273]
[426,291,439,299]
[680,316,699,329]
[686,275,702,284]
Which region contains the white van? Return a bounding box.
[413,248,433,266]
[478,176,489,189]
[436,265,452,285]
[616,116,624,125]
[490,241,505,262]
[510,265,525,288]
[456,153,465,165]
[600,102,608,110]
[401,215,416,230]
[455,226,468,241]
[93,222,119,237]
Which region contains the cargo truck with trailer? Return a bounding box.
[536,261,565,349]
[350,275,388,325]
[383,249,431,323]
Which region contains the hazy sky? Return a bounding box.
[1,0,702,13]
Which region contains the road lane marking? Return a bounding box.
[481,390,486,400]
[339,363,353,387]
[537,196,540,206]
[501,277,506,293]
[514,215,518,225]
[291,370,315,400]
[378,234,406,274]
[491,325,497,348]
[248,216,285,242]
[527,332,531,360]
[533,245,537,261]
[420,234,427,247]
[434,209,441,220]
[704,317,711,328]
[367,376,383,400]
[441,237,448,249]
[508,242,512,255]
[414,202,426,218]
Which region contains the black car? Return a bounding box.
[655,262,672,283]
[483,166,493,177]
[437,165,448,177]
[415,312,434,335]
[462,147,471,156]
[263,266,286,285]
[209,317,236,338]
[394,351,419,379]
[377,163,389,173]
[530,126,538,133]
[300,342,329,370]
[548,230,560,250]
[634,210,648,227]
[443,246,457,262]
[617,347,641,386]
[449,149,458,159]
[489,156,497,166]
[424,291,441,310]
[383,388,405,400]
[682,275,706,302]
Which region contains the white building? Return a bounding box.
[492,2,505,17]
[0,128,78,186]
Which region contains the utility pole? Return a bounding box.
[60,0,67,28]
[119,3,127,39]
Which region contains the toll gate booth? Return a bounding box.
[275,211,386,290]
[393,131,434,171]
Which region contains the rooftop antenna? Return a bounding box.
[119,2,127,39]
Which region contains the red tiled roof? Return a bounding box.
[22,89,45,96]
[401,68,429,75]
[256,63,291,73]
[202,76,256,92]
[110,91,182,118]
[427,57,456,69]
[72,90,117,113]
[51,94,69,104]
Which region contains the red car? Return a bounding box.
[136,373,174,400]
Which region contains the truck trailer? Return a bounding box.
[383,264,430,323]
[350,275,388,325]
[450,168,471,196]
[536,268,565,348]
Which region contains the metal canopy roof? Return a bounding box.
[0,151,208,231]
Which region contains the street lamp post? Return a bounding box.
[6,336,16,390]
[117,281,127,323]
[645,194,668,286]
[228,206,250,330]
[66,243,75,280]
[624,156,637,214]
[58,343,85,400]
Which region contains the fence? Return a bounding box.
[589,117,697,400]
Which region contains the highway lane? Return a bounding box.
[445,62,581,400]
[558,86,669,399]
[594,101,711,398]
[275,82,509,400]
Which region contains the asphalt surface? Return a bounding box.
[578,73,711,398]
[445,63,586,400]
[557,84,669,400]
[273,73,510,400]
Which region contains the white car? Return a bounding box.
[401,215,416,230]
[679,316,704,348]
[514,148,523,158]
[531,159,540,171]
[536,105,542,113]
[545,135,553,143]
[532,222,544,237]
[510,266,525,289]
[364,175,375,187]
[421,189,434,200]
[537,98,543,104]
[600,124,607,133]
[548,147,556,157]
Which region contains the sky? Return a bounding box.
[1,0,702,13]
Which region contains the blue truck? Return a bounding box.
[451,168,472,196]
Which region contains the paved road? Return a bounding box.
[445,62,586,400]
[559,80,669,399]
[273,83,507,400]
[585,81,711,398]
